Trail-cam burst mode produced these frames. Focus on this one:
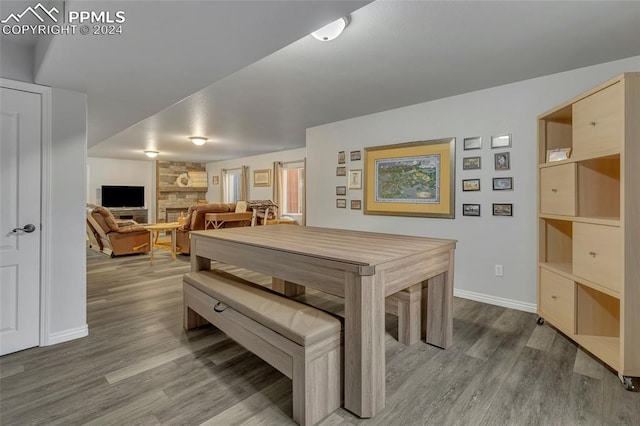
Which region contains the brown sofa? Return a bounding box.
[177,203,251,254]
[87,206,150,257]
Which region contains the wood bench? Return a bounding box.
[385,273,451,348]
[183,270,342,425]
[275,270,453,349]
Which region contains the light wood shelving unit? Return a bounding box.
[536,73,639,391]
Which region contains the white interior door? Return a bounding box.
[0,87,42,355]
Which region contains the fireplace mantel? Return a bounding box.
[158,187,207,193]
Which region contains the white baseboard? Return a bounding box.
[454,289,536,313]
[45,325,88,346]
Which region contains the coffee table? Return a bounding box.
[144,222,181,262]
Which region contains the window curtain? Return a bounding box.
[240,165,249,201]
[272,161,283,219]
[301,158,306,226]
[220,169,229,203]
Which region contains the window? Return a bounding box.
[225,169,243,203]
[281,162,304,216]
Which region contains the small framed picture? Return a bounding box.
[253,169,271,187]
[211,175,219,185]
[491,134,512,149]
[463,137,482,150]
[494,152,510,170]
[348,169,362,189]
[350,150,361,161]
[493,203,513,216]
[463,156,481,170]
[338,151,346,164]
[336,186,346,195]
[462,178,481,191]
[336,199,347,208]
[493,177,513,191]
[547,148,571,162]
[336,166,346,176]
[462,204,480,216]
[351,199,362,210]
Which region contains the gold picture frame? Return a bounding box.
[364,138,456,218]
[253,169,271,187]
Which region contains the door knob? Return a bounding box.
[12,224,36,233]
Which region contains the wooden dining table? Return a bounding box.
[189,225,456,418]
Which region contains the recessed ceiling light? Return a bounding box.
[144,150,159,158]
[189,136,208,146]
[311,16,349,41]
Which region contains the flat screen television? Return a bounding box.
[101,185,145,208]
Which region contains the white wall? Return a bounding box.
[48,88,88,340]
[206,148,306,202]
[307,56,640,312]
[0,40,34,83]
[87,157,155,221]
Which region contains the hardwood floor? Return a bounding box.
[1,249,638,425]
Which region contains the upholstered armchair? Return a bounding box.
[177,203,251,254]
[87,206,150,257]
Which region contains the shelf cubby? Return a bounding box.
[577,155,620,220]
[537,104,573,165]
[575,283,620,370]
[576,283,620,337]
[540,218,572,274]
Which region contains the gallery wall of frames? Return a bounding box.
[461,134,514,217]
[334,134,515,218]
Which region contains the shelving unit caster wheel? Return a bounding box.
[536,317,545,326]
[619,374,636,391]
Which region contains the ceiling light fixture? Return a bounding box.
[144,150,159,158]
[311,16,349,41]
[189,136,208,146]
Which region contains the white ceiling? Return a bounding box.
[4,1,640,162]
[13,0,370,148]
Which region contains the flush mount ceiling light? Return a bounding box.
[144,150,159,158]
[311,16,349,41]
[189,136,208,146]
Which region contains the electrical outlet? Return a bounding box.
[495,264,504,277]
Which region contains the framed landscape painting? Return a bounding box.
[463,156,481,170]
[493,203,513,216]
[463,204,480,216]
[364,138,455,218]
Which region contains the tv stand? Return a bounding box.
[109,208,148,224]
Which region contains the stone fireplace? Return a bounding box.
[166,207,187,223]
[156,161,208,223]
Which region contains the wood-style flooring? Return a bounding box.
[1,249,639,425]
